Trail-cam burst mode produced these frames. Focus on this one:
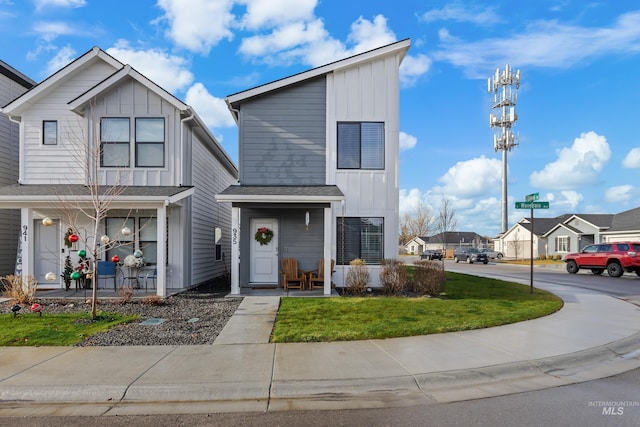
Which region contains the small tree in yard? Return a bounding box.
[380,259,408,295]
[434,198,458,258]
[412,260,446,296]
[345,259,370,295]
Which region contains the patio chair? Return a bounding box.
[281,258,306,291]
[308,258,335,290]
[97,261,117,291]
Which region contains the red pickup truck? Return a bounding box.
[564,242,640,277]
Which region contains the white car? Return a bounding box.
[479,248,504,259]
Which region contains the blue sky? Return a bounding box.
[2,0,640,238]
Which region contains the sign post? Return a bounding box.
[516,194,550,293]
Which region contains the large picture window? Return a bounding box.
[337,217,384,265]
[101,118,130,167]
[337,122,384,169]
[135,118,164,167]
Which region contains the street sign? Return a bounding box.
[515,201,549,209]
[525,192,539,202]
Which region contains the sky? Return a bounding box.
[2,0,640,238]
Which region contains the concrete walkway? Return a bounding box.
[1,280,640,417]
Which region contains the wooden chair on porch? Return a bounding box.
[308,258,335,290]
[281,258,306,291]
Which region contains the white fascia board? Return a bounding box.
[215,194,345,203]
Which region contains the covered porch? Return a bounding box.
[216,185,345,296]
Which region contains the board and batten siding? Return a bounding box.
[21,61,118,185]
[239,77,326,185]
[326,53,401,262]
[190,132,237,285]
[0,71,31,274]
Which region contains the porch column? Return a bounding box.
[323,206,332,296]
[231,206,240,295]
[20,208,33,282]
[156,204,167,298]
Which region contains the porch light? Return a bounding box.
[305,211,310,230]
[42,217,53,227]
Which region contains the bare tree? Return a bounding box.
[400,202,432,244]
[433,198,457,256]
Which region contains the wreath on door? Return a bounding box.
[255,227,274,246]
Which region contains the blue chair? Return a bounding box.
[97,261,117,291]
[144,268,157,291]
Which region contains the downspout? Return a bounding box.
[180,109,195,187]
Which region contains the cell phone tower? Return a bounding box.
[488,64,520,235]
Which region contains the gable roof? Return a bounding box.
[604,206,640,233]
[427,231,488,245]
[2,47,122,117]
[225,39,410,122]
[0,60,36,90]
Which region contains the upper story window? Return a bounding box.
[43,120,57,145]
[337,122,384,170]
[101,118,130,167]
[135,118,165,167]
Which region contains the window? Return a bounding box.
[105,217,134,261]
[43,121,57,145]
[101,118,130,167]
[139,217,157,264]
[556,236,570,252]
[135,118,164,167]
[337,217,384,265]
[337,122,384,169]
[215,227,222,261]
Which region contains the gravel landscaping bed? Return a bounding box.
[5,277,243,346]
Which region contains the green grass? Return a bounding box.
[271,272,563,343]
[0,311,139,346]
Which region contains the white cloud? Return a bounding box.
[45,45,76,75]
[432,155,502,198]
[106,41,194,94]
[399,131,417,151]
[34,0,86,10]
[433,11,640,77]
[239,0,316,30]
[33,21,78,42]
[529,131,611,190]
[420,3,501,26]
[400,54,431,87]
[185,83,236,129]
[605,185,634,203]
[558,190,583,210]
[399,188,425,216]
[156,0,235,54]
[623,147,640,168]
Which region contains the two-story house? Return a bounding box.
[0,60,35,276]
[216,39,410,295]
[0,47,237,296]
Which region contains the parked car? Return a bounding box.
[479,248,504,259]
[453,247,488,264]
[420,250,443,260]
[563,242,640,277]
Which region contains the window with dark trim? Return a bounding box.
[215,227,222,261]
[337,217,384,265]
[135,118,164,167]
[105,217,134,261]
[337,122,384,169]
[43,120,57,145]
[139,217,158,265]
[101,118,130,167]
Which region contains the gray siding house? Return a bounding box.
[0,47,237,295]
[217,40,410,295]
[0,61,35,275]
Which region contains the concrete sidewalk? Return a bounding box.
[1,280,640,417]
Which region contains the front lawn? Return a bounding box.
[0,311,139,346]
[271,272,563,343]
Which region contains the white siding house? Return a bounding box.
[217,40,410,295]
[0,47,237,295]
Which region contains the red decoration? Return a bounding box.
[68,233,79,243]
[111,255,120,263]
[31,303,41,313]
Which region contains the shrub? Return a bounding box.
[554,254,563,261]
[345,259,369,295]
[117,286,133,304]
[539,254,547,260]
[142,294,163,306]
[380,259,408,295]
[412,260,446,296]
[1,275,38,305]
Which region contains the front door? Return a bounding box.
[249,218,278,285]
[34,219,61,286]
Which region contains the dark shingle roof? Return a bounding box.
[0,184,192,198]
[607,207,640,232]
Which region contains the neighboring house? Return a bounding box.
[405,236,428,255]
[0,60,35,275]
[0,47,237,296]
[497,207,640,259]
[404,232,489,255]
[216,39,410,295]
